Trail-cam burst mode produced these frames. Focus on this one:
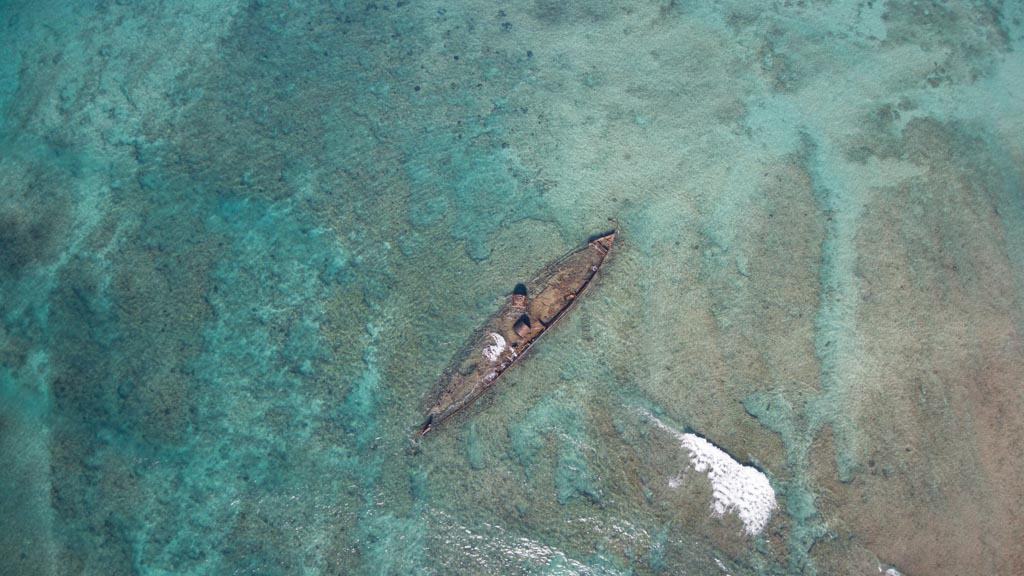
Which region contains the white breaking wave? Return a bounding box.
[644,411,777,536]
[481,332,506,362]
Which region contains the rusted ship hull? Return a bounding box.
[419,231,616,436]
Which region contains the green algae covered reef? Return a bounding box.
[1,1,1023,575]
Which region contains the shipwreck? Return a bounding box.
[419,230,616,436]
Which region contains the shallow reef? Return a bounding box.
[1,1,1023,575]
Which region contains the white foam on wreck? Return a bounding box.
[644,411,777,536]
[482,332,506,362]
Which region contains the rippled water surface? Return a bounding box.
[2,1,1023,574]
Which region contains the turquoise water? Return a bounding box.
[2,1,1023,574]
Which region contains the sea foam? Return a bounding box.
[645,411,777,536]
[482,333,506,362]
